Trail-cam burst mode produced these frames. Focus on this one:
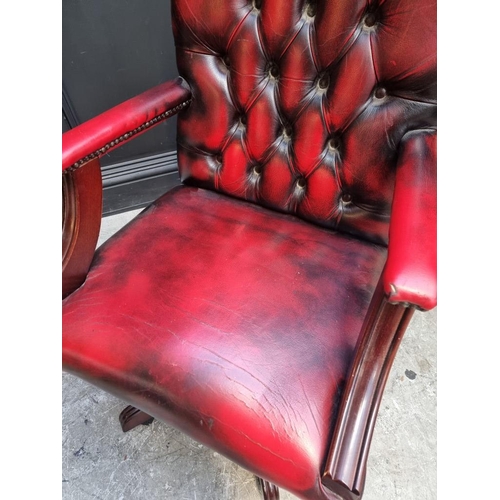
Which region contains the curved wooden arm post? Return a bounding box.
[322,281,414,500]
[62,159,103,298]
[62,79,192,299]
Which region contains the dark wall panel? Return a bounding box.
[62,111,71,133]
[62,0,178,167]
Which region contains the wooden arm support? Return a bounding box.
[322,281,414,500]
[321,131,435,499]
[63,159,103,298]
[62,78,192,298]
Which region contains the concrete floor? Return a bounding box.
[62,208,437,500]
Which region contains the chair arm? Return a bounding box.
[62,77,192,171]
[62,77,192,298]
[322,283,414,500]
[382,130,437,311]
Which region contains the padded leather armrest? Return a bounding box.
[383,130,437,310]
[62,77,192,171]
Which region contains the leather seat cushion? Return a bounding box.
[62,186,387,499]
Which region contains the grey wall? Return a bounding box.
[63,0,181,213]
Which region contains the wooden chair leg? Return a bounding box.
[119,405,154,432]
[257,476,280,499]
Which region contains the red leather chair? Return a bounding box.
[62,1,436,499]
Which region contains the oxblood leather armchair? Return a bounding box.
[62,1,436,499]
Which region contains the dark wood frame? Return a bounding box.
[322,282,415,500]
[62,159,102,298]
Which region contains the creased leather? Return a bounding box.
[63,186,387,499]
[62,1,437,497]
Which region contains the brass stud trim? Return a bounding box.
[63,99,192,175]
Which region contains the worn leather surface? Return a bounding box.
[62,78,191,171]
[172,0,437,246]
[63,186,387,499]
[383,130,437,310]
[62,1,437,497]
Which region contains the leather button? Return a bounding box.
[341,193,352,203]
[328,137,340,151]
[223,55,230,67]
[215,154,223,164]
[240,115,247,126]
[253,165,262,175]
[296,177,306,189]
[268,62,279,79]
[374,87,387,99]
[364,13,377,28]
[283,124,293,138]
[318,73,329,90]
[306,2,317,17]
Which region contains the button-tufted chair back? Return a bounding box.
[172,0,436,245]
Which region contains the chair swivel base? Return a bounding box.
[119,405,154,432]
[257,477,280,499]
[119,405,281,499]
